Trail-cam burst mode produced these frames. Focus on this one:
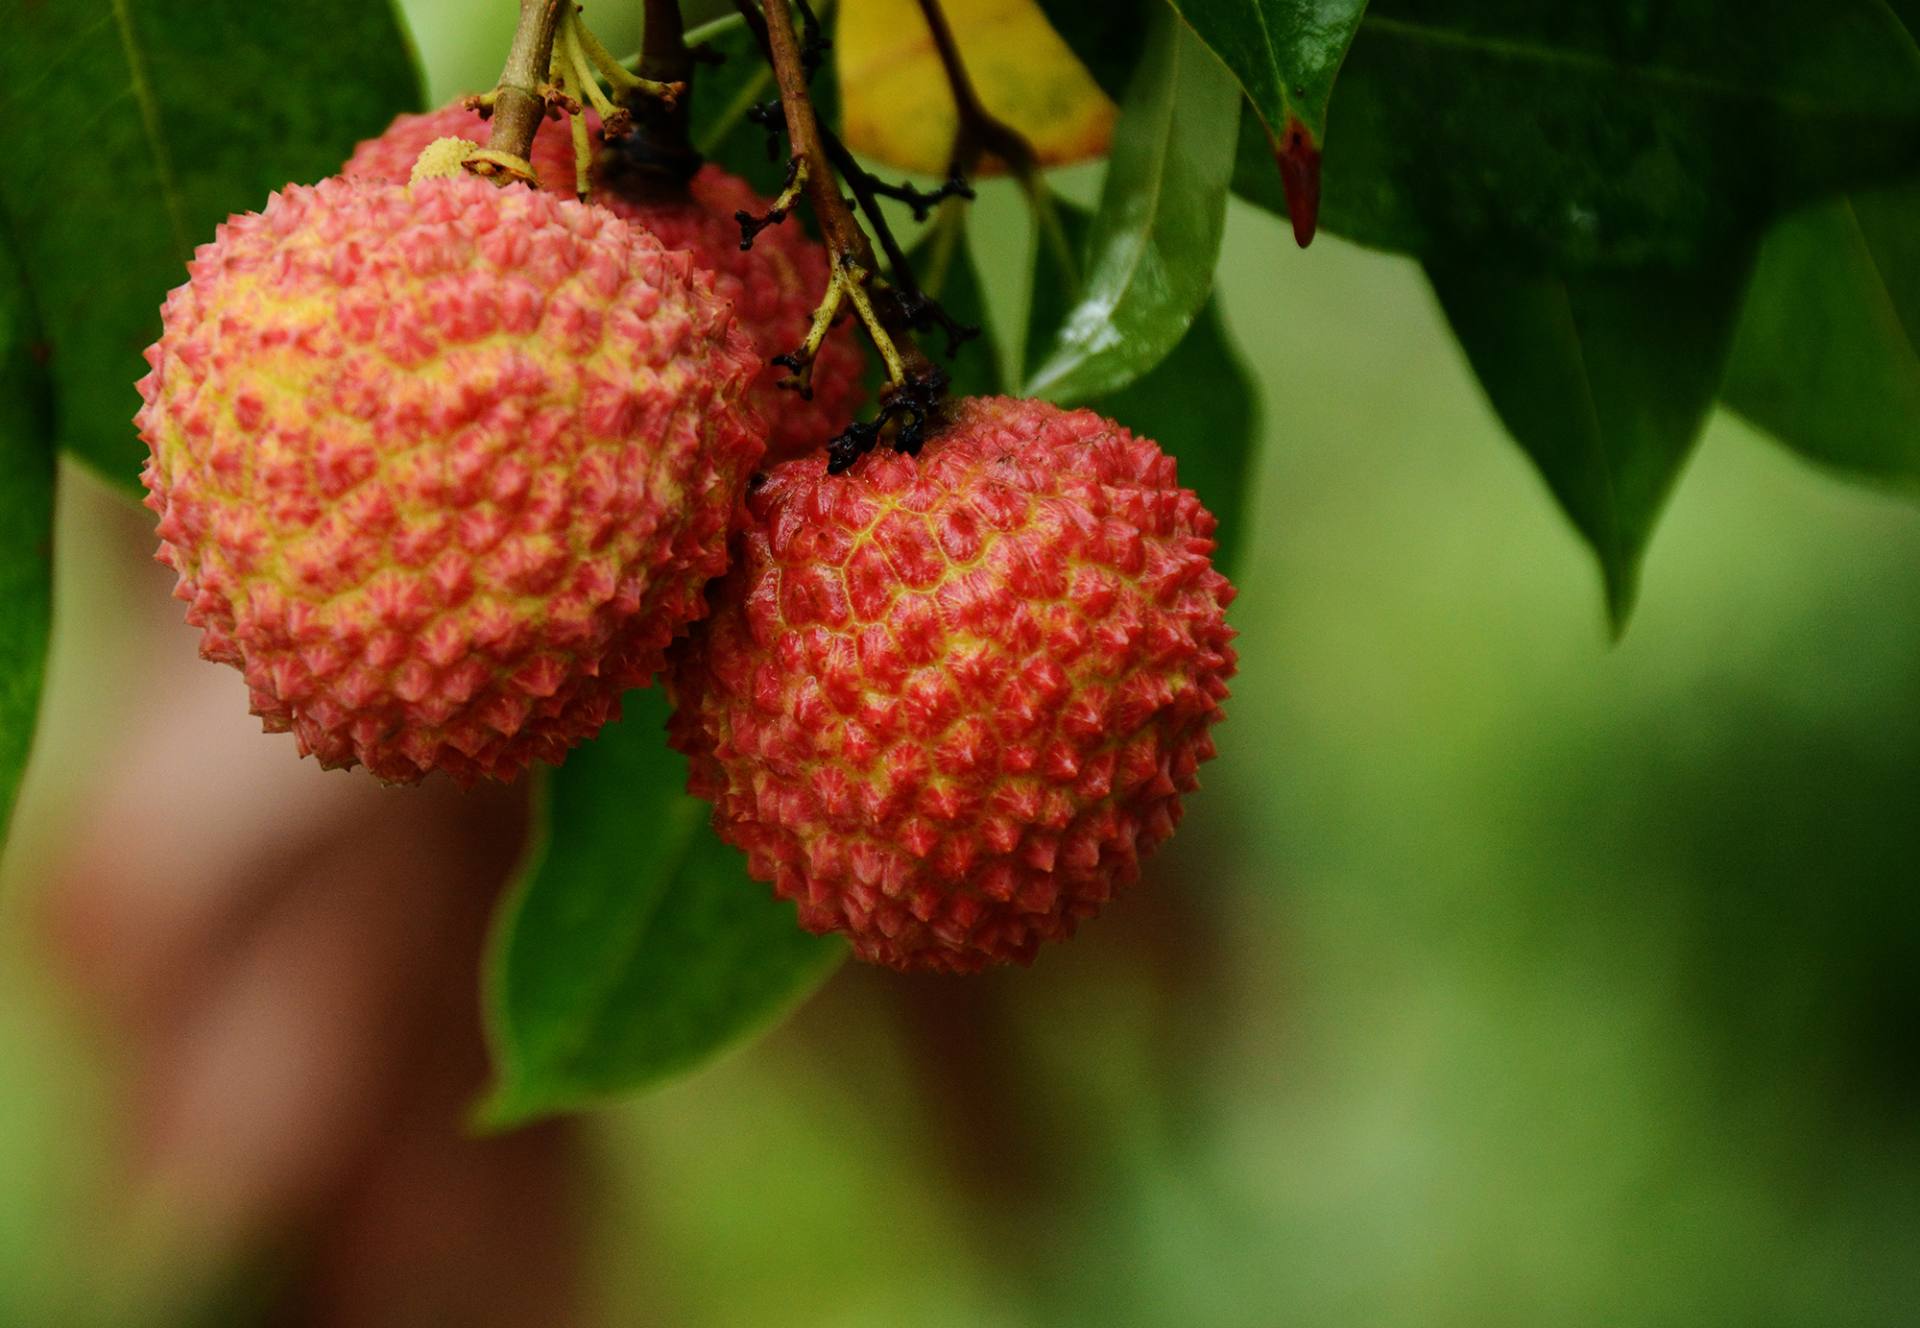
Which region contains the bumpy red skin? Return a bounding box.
[136,175,764,785]
[595,171,866,464]
[667,397,1238,973]
[345,105,864,461]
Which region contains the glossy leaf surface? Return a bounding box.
[1026,9,1241,402]
[837,0,1115,174]
[1027,202,1259,574]
[483,692,843,1128]
[1233,2,1920,268]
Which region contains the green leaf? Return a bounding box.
[0,241,56,844]
[1724,182,1920,490]
[1033,0,1152,100]
[0,0,422,496]
[481,690,843,1128]
[1233,1,1920,269]
[1026,7,1241,403]
[1166,0,1370,244]
[1026,201,1259,576]
[907,212,1003,400]
[1428,256,1754,629]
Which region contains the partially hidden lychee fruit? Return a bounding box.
[345,104,864,461]
[667,396,1237,973]
[136,174,765,785]
[596,166,867,464]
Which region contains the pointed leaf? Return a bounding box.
[1233,1,1920,268]
[1428,257,1753,628]
[1724,182,1920,490]
[1027,201,1259,575]
[1166,0,1370,244]
[0,244,55,846]
[1027,8,1241,403]
[482,691,842,1128]
[0,0,422,495]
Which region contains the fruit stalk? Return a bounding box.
[486,0,569,165]
[617,0,703,186]
[910,0,1073,286]
[910,0,1036,179]
[639,0,692,86]
[751,0,936,391]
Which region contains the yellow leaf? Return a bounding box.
[836,0,1116,175]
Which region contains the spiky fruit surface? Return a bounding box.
[595,168,866,464]
[136,175,764,785]
[667,396,1237,973]
[346,105,863,460]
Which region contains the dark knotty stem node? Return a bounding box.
[735,155,807,248]
[869,167,974,222]
[736,0,953,468]
[899,279,981,358]
[744,98,787,161]
[793,0,831,76]
[600,0,705,193]
[826,365,948,473]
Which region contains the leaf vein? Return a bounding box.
[108,0,192,260]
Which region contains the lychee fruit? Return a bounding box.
[136,174,765,785]
[666,396,1237,973]
[345,104,864,461]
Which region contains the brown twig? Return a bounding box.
[912,0,1039,180]
[640,0,693,87]
[760,0,901,337]
[742,0,949,470]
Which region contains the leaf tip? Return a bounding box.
[1601,565,1640,642]
[1274,116,1322,249]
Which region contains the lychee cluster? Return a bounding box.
[345,104,864,462]
[137,174,763,784]
[138,94,1237,972]
[668,396,1237,972]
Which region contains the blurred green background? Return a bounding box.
[3,2,1919,1324]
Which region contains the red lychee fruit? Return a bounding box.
[596,167,867,464]
[666,396,1237,973]
[345,104,864,461]
[136,174,765,785]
